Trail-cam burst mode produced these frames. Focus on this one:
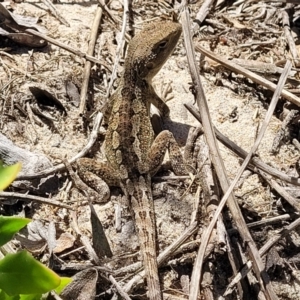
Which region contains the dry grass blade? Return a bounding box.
[196,45,300,107]
[181,2,292,299]
[184,103,300,187]
[25,29,111,72]
[0,191,72,209]
[79,7,103,114]
[17,112,102,180]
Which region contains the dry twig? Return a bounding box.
[25,29,111,72]
[282,10,300,67]
[79,7,103,114]
[197,45,300,107]
[17,112,102,180]
[181,2,291,299]
[109,275,132,300]
[0,191,72,209]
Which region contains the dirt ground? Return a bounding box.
[1,0,300,299]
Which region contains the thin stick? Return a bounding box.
[97,0,119,24]
[79,7,103,114]
[41,0,69,26]
[25,29,111,72]
[17,112,102,180]
[184,103,300,187]
[181,3,287,299]
[109,275,132,300]
[282,10,300,67]
[0,191,72,209]
[197,45,300,107]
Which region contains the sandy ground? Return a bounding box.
[1,0,300,299]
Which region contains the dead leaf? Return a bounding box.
[53,232,76,254]
[60,268,98,300]
[65,80,80,107]
[29,86,67,115]
[0,3,47,47]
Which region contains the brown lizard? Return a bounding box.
[77,20,186,300]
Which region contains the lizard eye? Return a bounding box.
[158,40,168,49]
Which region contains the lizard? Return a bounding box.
[77,20,186,300]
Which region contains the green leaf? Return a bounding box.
[0,289,19,300]
[0,216,31,247]
[0,162,22,191]
[0,251,61,296]
[0,290,43,300]
[54,277,72,295]
[19,294,43,300]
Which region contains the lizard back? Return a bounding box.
[104,20,182,300]
[105,21,182,178]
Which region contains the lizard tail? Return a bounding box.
[130,175,162,300]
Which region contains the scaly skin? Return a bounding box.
[78,21,184,300]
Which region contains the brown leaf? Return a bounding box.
[0,3,47,47]
[53,233,76,254]
[60,268,98,300]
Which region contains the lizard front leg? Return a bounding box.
[148,84,170,117]
[101,90,119,126]
[147,85,170,135]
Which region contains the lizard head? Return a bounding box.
[125,21,182,80]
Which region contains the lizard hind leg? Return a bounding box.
[146,130,188,176]
[76,158,120,196]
